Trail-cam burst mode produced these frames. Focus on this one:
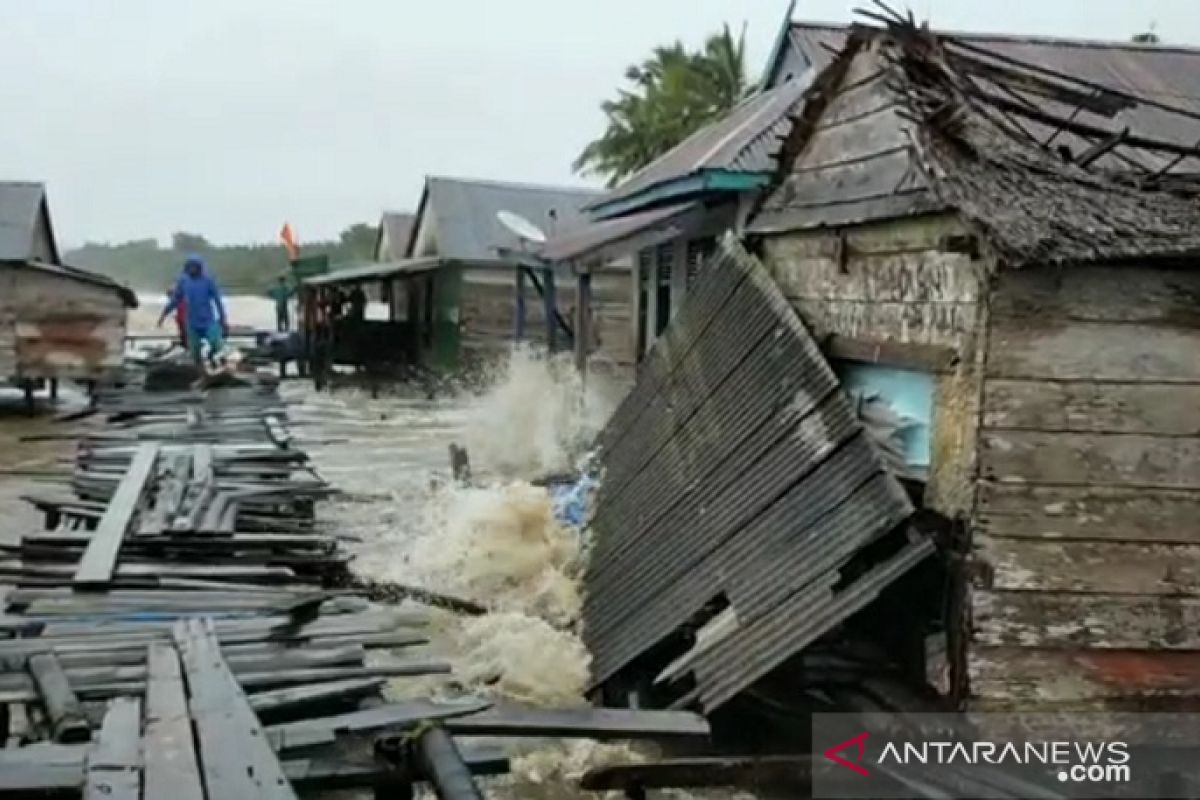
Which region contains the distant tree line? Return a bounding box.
[66,223,378,296]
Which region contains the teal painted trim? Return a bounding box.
[590,170,769,219]
[704,170,771,191]
[590,174,709,219]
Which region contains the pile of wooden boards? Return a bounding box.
[0,373,710,798]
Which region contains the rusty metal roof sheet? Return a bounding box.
[0,182,49,262]
[302,257,441,286]
[374,212,415,261]
[582,236,919,712]
[9,260,137,307]
[412,177,599,263]
[540,201,696,263]
[586,75,815,215]
[787,21,1200,163]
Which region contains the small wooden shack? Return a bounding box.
[748,15,1200,711]
[298,258,441,386]
[0,183,135,400]
[404,176,636,372]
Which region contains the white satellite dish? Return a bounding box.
[497,210,547,245]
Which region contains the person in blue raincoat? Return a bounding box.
[157,254,228,365]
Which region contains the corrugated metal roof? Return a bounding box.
[0,182,48,262]
[302,257,441,286]
[540,201,696,263]
[416,177,599,263]
[587,75,815,214]
[374,212,415,261]
[582,235,918,712]
[788,22,1200,159]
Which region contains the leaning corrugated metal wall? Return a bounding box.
[582,235,921,712]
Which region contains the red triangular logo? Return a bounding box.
[824,731,870,776]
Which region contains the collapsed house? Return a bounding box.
[583,7,1200,756]
[0,182,136,403]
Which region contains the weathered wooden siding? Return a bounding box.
[0,267,16,377]
[753,42,942,235]
[761,213,987,517]
[0,265,127,381]
[972,266,1200,710]
[458,266,635,369]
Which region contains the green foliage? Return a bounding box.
[66,224,378,296]
[574,23,755,187]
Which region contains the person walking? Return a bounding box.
[267,275,294,332]
[157,254,228,366]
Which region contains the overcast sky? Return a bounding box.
[1,0,1197,247]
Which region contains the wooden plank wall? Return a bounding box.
[972,266,1200,710]
[761,213,987,518]
[0,266,16,376]
[3,266,128,381]
[459,265,635,369]
[755,42,940,234]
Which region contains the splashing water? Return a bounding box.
[464,346,624,479]
[411,481,584,626]
[296,345,749,798]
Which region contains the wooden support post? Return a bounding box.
[514,267,527,342]
[448,444,471,484]
[575,270,592,380]
[414,726,485,800]
[643,251,658,357]
[669,240,687,322]
[28,653,89,743]
[542,266,557,352]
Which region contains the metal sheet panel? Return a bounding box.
[583,236,917,709]
[0,182,46,261]
[423,177,599,264]
[588,75,815,212]
[787,22,1200,167]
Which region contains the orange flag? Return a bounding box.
[280,223,299,261]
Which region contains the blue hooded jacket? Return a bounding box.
[163,255,226,331]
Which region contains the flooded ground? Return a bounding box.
[0,295,754,798]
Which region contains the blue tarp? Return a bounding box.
[549,472,597,529]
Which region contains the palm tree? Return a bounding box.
[574,24,756,188]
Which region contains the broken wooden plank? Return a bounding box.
[28,652,89,743]
[175,618,298,799]
[282,744,508,791]
[144,642,203,800]
[267,701,709,751]
[74,442,160,588]
[249,677,387,716]
[138,452,191,536]
[0,743,87,793]
[268,699,493,750]
[85,697,141,800]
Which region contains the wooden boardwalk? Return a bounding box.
[0,368,709,797]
